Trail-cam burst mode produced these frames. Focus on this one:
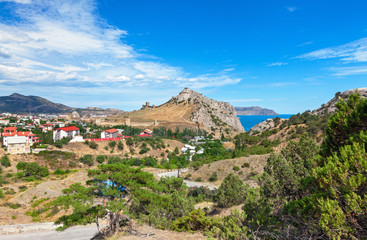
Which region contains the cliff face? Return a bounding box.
[235,106,278,115]
[313,88,367,115]
[169,88,244,132]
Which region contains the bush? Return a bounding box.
[209,172,218,182]
[108,141,116,149]
[16,162,49,178]
[117,141,124,150]
[1,155,10,167]
[96,155,107,164]
[233,166,240,171]
[241,162,250,168]
[79,155,94,166]
[88,141,98,149]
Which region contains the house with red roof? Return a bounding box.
[53,126,80,142]
[2,131,37,154]
[2,127,17,133]
[101,129,119,139]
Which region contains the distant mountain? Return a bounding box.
[235,106,278,115]
[0,93,74,114]
[0,93,124,114]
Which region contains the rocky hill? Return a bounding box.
[116,88,244,133]
[170,88,244,132]
[235,106,278,115]
[312,88,367,115]
[0,93,73,113]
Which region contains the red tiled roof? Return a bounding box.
[3,127,17,131]
[138,133,152,137]
[2,132,16,137]
[2,132,31,137]
[16,132,31,136]
[55,126,79,132]
[103,129,118,133]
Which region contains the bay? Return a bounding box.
[238,114,294,131]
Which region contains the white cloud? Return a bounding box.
[331,66,367,76]
[0,0,241,102]
[286,6,297,12]
[0,0,31,3]
[267,62,288,67]
[298,38,367,62]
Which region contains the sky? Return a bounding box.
[0,0,366,113]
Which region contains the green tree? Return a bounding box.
[0,155,10,167]
[214,173,247,208]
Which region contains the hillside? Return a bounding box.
[235,106,278,115]
[0,93,73,114]
[0,93,124,114]
[312,87,367,115]
[114,88,244,133]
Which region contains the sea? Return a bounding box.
[238,114,294,131]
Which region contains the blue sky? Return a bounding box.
[0,0,366,113]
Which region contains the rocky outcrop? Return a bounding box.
[235,106,278,115]
[312,88,367,115]
[169,88,244,132]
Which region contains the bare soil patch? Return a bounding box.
[184,154,269,188]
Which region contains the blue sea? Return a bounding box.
[238,114,294,131]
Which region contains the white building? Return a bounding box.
[101,129,119,139]
[7,136,30,154]
[53,126,80,142]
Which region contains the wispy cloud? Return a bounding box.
[0,0,241,109]
[297,41,313,47]
[297,38,367,62]
[267,62,288,67]
[285,6,297,12]
[331,66,367,76]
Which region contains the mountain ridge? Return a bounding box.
[235,106,278,115]
[0,93,123,114]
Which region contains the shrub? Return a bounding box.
[79,155,94,166]
[96,155,107,164]
[209,172,218,182]
[108,141,116,149]
[233,166,240,171]
[88,141,98,149]
[16,162,49,178]
[1,155,11,167]
[241,162,250,168]
[117,141,124,150]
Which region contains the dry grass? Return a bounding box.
[184,154,269,188]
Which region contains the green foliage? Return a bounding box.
[96,155,107,164]
[0,155,10,167]
[16,162,49,179]
[54,137,70,148]
[215,173,247,208]
[79,155,94,166]
[117,141,124,150]
[322,92,367,156]
[232,166,240,171]
[108,141,116,149]
[88,141,98,149]
[208,172,218,182]
[125,137,134,146]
